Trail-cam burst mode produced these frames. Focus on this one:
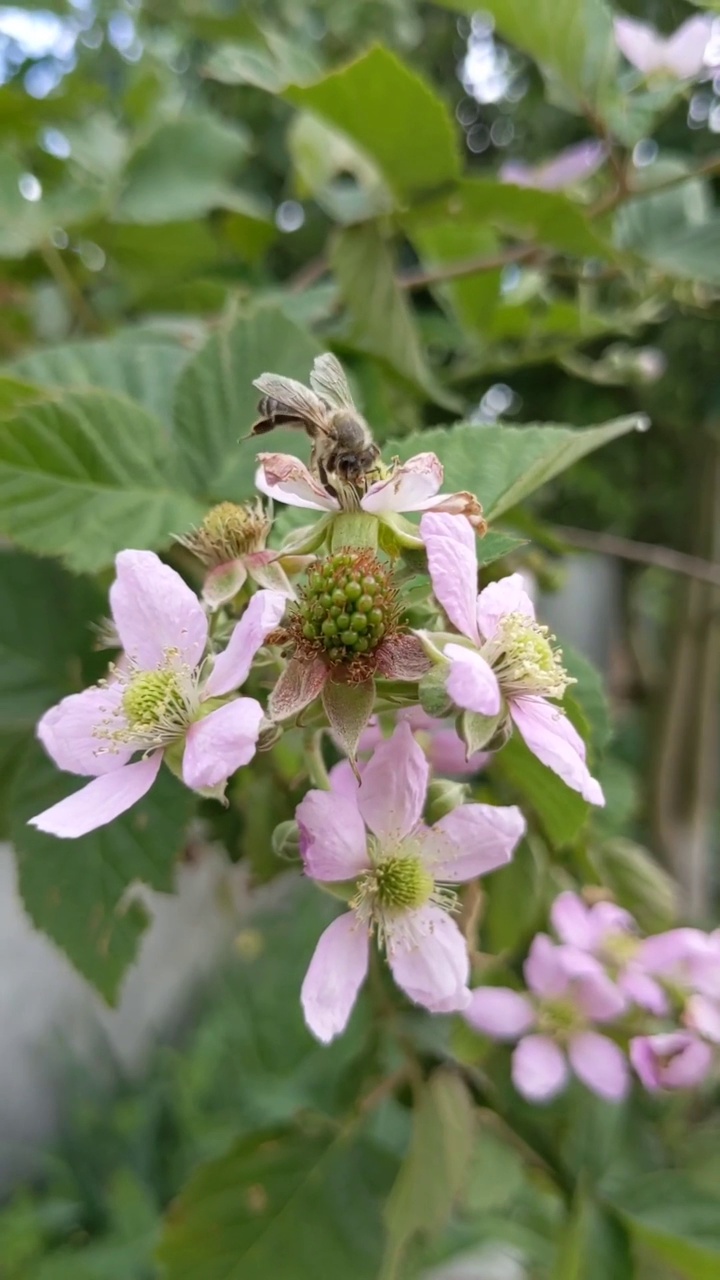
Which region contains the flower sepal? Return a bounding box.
[279,516,334,557]
[322,676,375,762]
[377,511,425,552]
[418,664,455,718]
[458,707,510,758]
[329,510,380,552]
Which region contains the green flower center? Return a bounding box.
[292,549,398,665]
[375,855,434,912]
[537,997,583,1039]
[487,612,574,700]
[122,670,185,730]
[601,931,639,968]
[177,499,270,566]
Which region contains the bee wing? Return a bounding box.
[309,352,356,411]
[251,373,330,434]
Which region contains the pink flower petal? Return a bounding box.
[445,644,502,716]
[28,751,163,838]
[204,589,287,698]
[666,15,714,78]
[685,994,720,1044]
[328,759,361,801]
[512,1034,568,1102]
[388,906,470,1013]
[630,1032,713,1091]
[428,728,489,776]
[618,968,668,1016]
[638,927,708,977]
[36,684,130,777]
[255,453,339,512]
[573,969,627,1022]
[110,551,208,670]
[524,934,569,999]
[614,16,669,74]
[550,891,593,949]
[361,453,443,514]
[465,987,536,1040]
[569,1031,629,1102]
[500,140,606,191]
[427,803,525,881]
[509,696,605,805]
[182,698,263,790]
[301,913,369,1044]
[420,512,480,642]
[296,788,368,881]
[268,657,327,721]
[476,573,535,642]
[357,720,428,843]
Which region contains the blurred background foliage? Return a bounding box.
[1,0,720,1276]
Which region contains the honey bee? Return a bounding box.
[249,353,381,507]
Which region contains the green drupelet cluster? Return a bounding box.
[295,550,398,664]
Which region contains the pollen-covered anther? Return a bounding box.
[97,654,199,753]
[487,611,575,700]
[122,670,184,729]
[287,548,400,671]
[177,499,271,567]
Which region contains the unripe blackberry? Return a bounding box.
[288,548,400,672]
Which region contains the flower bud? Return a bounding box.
[590,838,677,933]
[425,778,470,824]
[271,819,301,861]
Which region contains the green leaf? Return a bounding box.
[289,112,393,224]
[331,224,458,409]
[11,743,195,1002]
[204,33,322,91]
[437,0,617,109]
[382,1070,476,1279]
[10,335,189,424]
[483,838,547,953]
[605,1172,720,1280]
[492,734,589,847]
[463,1122,526,1213]
[477,529,527,566]
[562,644,611,755]
[554,1190,632,1280]
[614,169,720,283]
[172,306,322,499]
[116,114,251,224]
[0,388,205,572]
[0,549,102,733]
[388,417,644,522]
[0,373,46,415]
[406,178,611,259]
[157,1124,397,1280]
[407,217,501,332]
[200,880,375,1127]
[0,154,104,259]
[285,45,461,198]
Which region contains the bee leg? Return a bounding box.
[315,453,339,501]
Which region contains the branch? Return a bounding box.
[552,524,720,587]
[398,243,539,290]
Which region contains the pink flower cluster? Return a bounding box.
[466,891,720,1103]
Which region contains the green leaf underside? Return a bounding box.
[172,306,322,498]
[0,387,205,571]
[386,416,642,522]
[10,335,190,425]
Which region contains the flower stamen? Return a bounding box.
[482,612,575,700]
